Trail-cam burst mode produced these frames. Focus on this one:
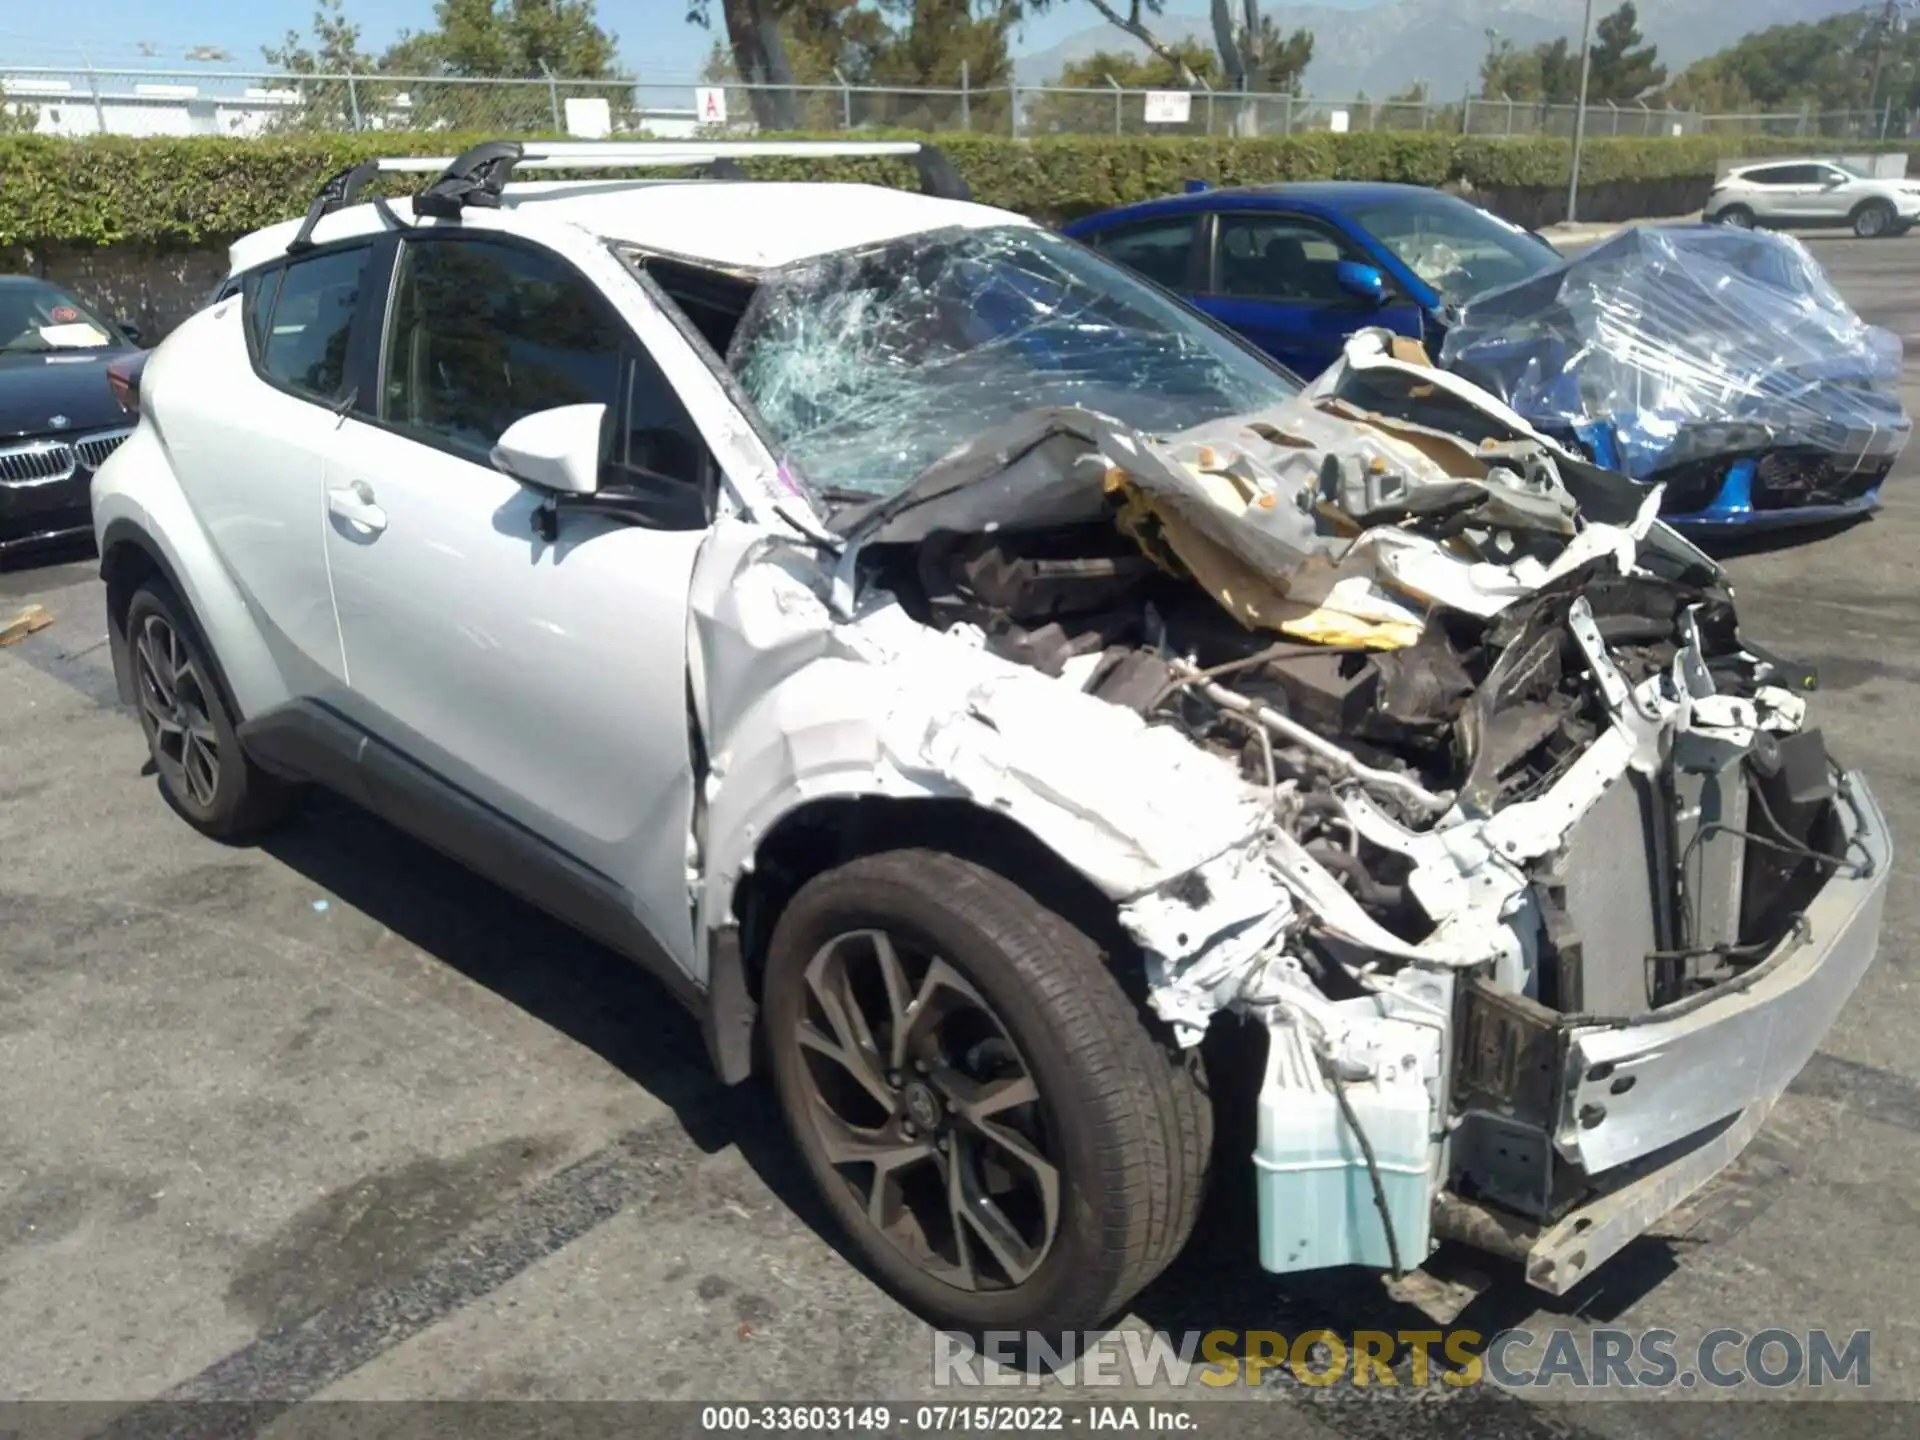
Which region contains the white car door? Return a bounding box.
[320,231,714,974]
[1767,164,1832,221]
[1735,165,1799,223]
[162,246,376,693]
[1812,166,1860,220]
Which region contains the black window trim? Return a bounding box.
[1201,208,1400,305]
[611,241,785,498]
[233,236,383,408]
[360,227,720,517]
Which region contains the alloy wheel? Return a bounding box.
[793,928,1062,1292]
[135,612,221,809]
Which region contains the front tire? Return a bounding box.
[126,581,296,839]
[1853,199,1895,238]
[763,850,1210,1334]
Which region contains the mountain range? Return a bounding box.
[1012,0,1871,99]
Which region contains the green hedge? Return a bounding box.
[3,130,1917,248]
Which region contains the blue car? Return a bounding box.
[1064,183,1909,530]
[1061,181,1550,377]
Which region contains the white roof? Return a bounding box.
[228,179,1032,276]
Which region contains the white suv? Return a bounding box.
[1706,157,1920,238]
[93,140,1890,1335]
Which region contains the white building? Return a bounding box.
[2,71,707,140]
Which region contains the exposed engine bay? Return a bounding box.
[842,334,1840,1020]
[806,330,1881,1283]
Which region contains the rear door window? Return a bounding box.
[1086,217,1202,290]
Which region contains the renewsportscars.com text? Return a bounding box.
[933,1328,1872,1391]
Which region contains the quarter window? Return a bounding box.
[253,247,368,402]
[245,268,284,360]
[616,349,709,489]
[382,238,625,459]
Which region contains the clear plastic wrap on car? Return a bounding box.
[1438,225,1911,484]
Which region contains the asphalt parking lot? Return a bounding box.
[6,237,1920,1435]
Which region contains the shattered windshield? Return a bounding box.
[727,224,1298,499]
[1346,192,1560,306]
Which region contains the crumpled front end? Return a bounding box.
[698,323,1889,1293]
[1439,225,1911,526]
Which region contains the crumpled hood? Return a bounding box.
[839,327,1722,649]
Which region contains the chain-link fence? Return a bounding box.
[1,66,1912,143]
[1461,95,1904,139]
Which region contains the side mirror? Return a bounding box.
[491,403,606,496]
[1335,260,1389,307]
[117,320,145,347]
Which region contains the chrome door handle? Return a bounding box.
[327,480,387,533]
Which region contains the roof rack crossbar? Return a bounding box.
[289,139,971,251]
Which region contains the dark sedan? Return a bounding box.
[1,276,144,561]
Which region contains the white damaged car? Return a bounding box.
[93,141,1891,1334]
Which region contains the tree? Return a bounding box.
[263,0,631,134]
[1248,18,1312,93]
[1659,11,1920,120]
[863,0,1015,131]
[700,0,1012,131]
[1480,34,1581,103]
[1476,5,1657,105]
[262,0,387,131]
[1026,39,1211,132]
[1586,2,1665,102]
[685,0,802,129]
[385,0,621,78]
[384,0,628,130]
[1209,7,1311,94]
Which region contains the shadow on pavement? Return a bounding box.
[256,791,861,1270]
[255,791,1704,1410]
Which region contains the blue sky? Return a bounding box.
[2,0,1376,79]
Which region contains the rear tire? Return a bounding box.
[126,581,297,840]
[1853,199,1895,238]
[1712,204,1755,229]
[763,849,1210,1334]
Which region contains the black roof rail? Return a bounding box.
[287,159,383,253]
[285,139,971,252]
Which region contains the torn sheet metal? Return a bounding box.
[688,518,1276,943]
[1439,225,1911,491]
[680,243,1873,1288]
[1086,385,1645,647]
